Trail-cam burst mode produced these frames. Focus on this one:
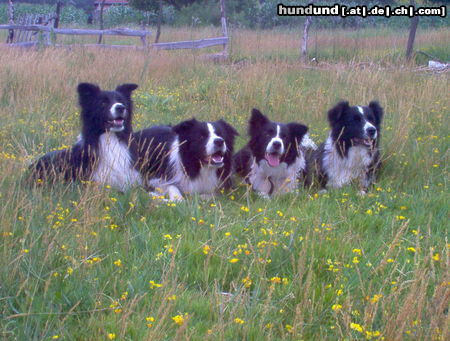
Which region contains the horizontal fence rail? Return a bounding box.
[0,25,152,38]
[153,37,228,50]
[0,25,228,53]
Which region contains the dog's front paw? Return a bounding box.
[149,191,170,202]
[199,193,214,201]
[257,192,271,200]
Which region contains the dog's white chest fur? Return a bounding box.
[147,138,220,200]
[323,137,372,188]
[170,139,220,195]
[91,133,142,191]
[249,155,305,196]
[178,166,220,195]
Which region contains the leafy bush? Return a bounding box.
[0,3,86,25]
[102,5,175,27]
[0,1,448,29]
[102,6,146,27]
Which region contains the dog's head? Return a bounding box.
[173,118,238,172]
[248,109,308,167]
[77,83,138,137]
[328,101,383,156]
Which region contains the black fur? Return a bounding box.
[234,108,308,178]
[30,82,138,184]
[132,118,238,197]
[233,108,308,196]
[310,100,384,192]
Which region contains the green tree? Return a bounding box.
[129,0,198,43]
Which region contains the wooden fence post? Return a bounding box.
[219,0,228,55]
[98,0,106,44]
[155,0,163,44]
[6,0,14,43]
[54,1,62,29]
[405,0,419,63]
[301,16,312,62]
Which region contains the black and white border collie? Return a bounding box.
[312,100,384,194]
[233,109,312,197]
[132,118,238,201]
[30,82,141,191]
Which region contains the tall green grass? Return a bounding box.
[0,27,449,340]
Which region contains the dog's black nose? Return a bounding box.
[367,127,377,137]
[115,104,125,114]
[272,141,282,150]
[214,138,224,147]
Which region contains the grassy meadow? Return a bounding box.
[0,26,449,340]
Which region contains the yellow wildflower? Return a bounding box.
[270,277,281,284]
[149,280,163,289]
[350,322,364,333]
[203,245,211,255]
[332,304,342,311]
[167,295,177,301]
[172,314,185,326]
[370,294,382,304]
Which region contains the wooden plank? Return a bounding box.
[78,44,143,49]
[0,25,151,37]
[7,41,38,47]
[153,37,228,50]
[5,42,142,50]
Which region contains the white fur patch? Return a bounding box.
[358,106,377,139]
[249,153,306,196]
[266,124,284,154]
[322,135,373,188]
[206,122,226,155]
[110,102,126,118]
[364,121,377,139]
[91,133,142,191]
[148,138,221,201]
[301,133,318,150]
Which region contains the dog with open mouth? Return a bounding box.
[310,100,384,194]
[132,118,238,201]
[233,109,310,197]
[30,82,141,191]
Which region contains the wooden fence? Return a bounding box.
[153,37,228,50]
[0,24,152,48]
[0,25,230,52]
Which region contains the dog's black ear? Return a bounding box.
[216,119,239,137]
[116,83,138,99]
[249,108,269,136]
[287,123,308,144]
[369,101,384,125]
[173,118,198,136]
[77,83,100,106]
[328,101,350,125]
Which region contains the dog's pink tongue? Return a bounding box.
[266,154,280,167]
[212,155,223,163]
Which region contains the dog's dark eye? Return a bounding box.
[280,133,287,139]
[354,115,362,122]
[367,115,374,122]
[101,99,109,107]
